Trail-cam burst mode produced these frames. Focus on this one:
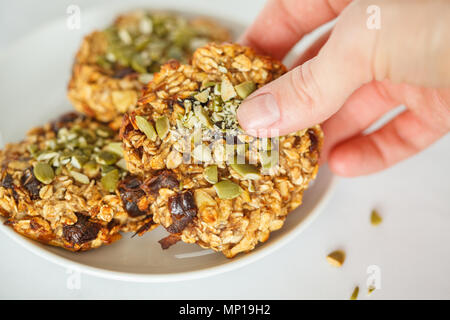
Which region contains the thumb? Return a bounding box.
[237,0,450,137]
[237,0,375,136]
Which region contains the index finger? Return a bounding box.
[240,0,352,60]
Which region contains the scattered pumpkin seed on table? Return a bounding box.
[371,209,382,226]
[326,250,346,267]
[350,286,359,300]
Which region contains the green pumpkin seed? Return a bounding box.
[71,154,89,169]
[96,151,119,166]
[103,142,124,157]
[96,126,114,138]
[260,151,277,169]
[214,180,242,200]
[135,116,157,141]
[350,286,359,300]
[235,81,256,99]
[101,169,120,193]
[202,81,216,89]
[370,209,382,226]
[230,164,261,180]
[115,158,128,171]
[33,163,55,185]
[204,165,218,184]
[194,89,210,103]
[83,161,100,177]
[326,250,345,267]
[194,105,213,129]
[69,171,90,185]
[155,116,170,139]
[54,166,63,176]
[37,151,59,162]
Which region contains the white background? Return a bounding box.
[0,0,449,299]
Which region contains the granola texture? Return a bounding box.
[68,11,231,126]
[121,43,323,258]
[0,113,156,251]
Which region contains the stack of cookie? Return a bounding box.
[0,10,322,258]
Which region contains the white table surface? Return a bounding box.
[0,0,449,300]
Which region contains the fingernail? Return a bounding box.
[237,93,280,130]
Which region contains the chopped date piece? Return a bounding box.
[131,218,156,238]
[118,176,148,217]
[112,67,136,79]
[63,212,101,245]
[158,234,181,250]
[308,129,318,153]
[20,168,42,200]
[2,173,14,189]
[142,170,179,195]
[166,191,197,234]
[107,219,120,231]
[51,112,84,132]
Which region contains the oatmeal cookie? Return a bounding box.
[68,11,231,125]
[121,43,323,258]
[0,113,156,251]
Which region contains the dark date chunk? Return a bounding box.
[118,176,148,217]
[308,129,318,153]
[51,112,84,132]
[63,212,101,245]
[2,173,14,189]
[112,67,136,79]
[20,168,42,200]
[142,170,179,195]
[166,191,197,234]
[158,234,181,250]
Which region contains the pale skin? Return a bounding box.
[237,0,450,176]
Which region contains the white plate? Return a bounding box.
[0,0,337,282]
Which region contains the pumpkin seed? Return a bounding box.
[230,163,260,180]
[33,162,55,185]
[235,81,256,99]
[368,286,376,295]
[103,142,124,157]
[204,165,218,184]
[194,105,213,129]
[220,78,237,101]
[155,116,170,139]
[37,151,59,162]
[96,126,114,138]
[350,286,359,300]
[70,170,90,185]
[101,169,120,193]
[83,161,100,177]
[115,158,128,171]
[326,250,346,267]
[370,209,382,226]
[135,115,157,141]
[214,180,242,200]
[260,151,276,169]
[96,151,119,165]
[194,89,210,103]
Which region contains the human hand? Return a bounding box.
[237,0,450,176]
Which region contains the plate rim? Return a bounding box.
[1,173,337,282]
